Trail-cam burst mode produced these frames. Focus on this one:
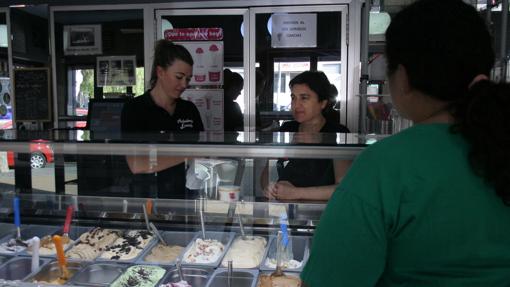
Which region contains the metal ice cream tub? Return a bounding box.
[205,268,258,287]
[181,231,235,268]
[26,260,87,285]
[159,266,213,287]
[0,256,50,281]
[256,271,302,287]
[138,231,196,265]
[96,229,155,263]
[0,225,59,255]
[260,235,310,272]
[68,263,126,286]
[25,225,93,258]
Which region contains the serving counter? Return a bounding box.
[0,129,376,286]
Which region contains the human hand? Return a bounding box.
[263,182,277,199]
[273,181,299,200]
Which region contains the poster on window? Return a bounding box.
[181,89,223,131]
[63,25,102,55]
[271,13,317,48]
[96,55,136,87]
[175,41,224,86]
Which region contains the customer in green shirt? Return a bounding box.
[302,1,510,286]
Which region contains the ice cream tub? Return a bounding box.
[0,225,59,255]
[139,231,195,265]
[26,225,92,257]
[96,229,154,263]
[0,256,50,281]
[68,263,127,286]
[205,268,258,287]
[110,264,166,287]
[65,227,122,261]
[181,231,235,268]
[220,235,268,269]
[159,266,213,287]
[27,260,87,285]
[256,271,302,287]
[260,235,310,272]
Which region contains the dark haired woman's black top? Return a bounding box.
[276,120,350,187]
[121,91,204,199]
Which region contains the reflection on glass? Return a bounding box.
[255,11,343,131]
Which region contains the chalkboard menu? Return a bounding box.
[13,68,51,122]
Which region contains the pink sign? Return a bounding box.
[164,28,224,41]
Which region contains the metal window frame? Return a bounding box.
[249,4,350,137]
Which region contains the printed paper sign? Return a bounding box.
[176,41,224,86]
[164,28,223,41]
[271,13,317,48]
[181,89,224,131]
[96,56,136,87]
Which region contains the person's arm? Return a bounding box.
[273,159,353,201]
[260,160,277,199]
[126,155,185,174]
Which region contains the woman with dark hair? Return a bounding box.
[121,40,203,199]
[261,71,351,201]
[302,0,510,286]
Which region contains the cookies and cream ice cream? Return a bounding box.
[221,236,267,268]
[0,238,27,253]
[99,230,153,261]
[144,244,184,263]
[66,227,120,260]
[110,265,165,287]
[182,238,224,264]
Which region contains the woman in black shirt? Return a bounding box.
[261,71,351,201]
[121,40,204,198]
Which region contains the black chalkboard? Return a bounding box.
[13,68,51,122]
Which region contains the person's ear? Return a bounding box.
[156,66,165,79]
[320,99,328,110]
[396,64,412,96]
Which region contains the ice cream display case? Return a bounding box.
[0,129,375,286]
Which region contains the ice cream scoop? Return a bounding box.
[13,197,27,247]
[52,235,70,281]
[62,206,74,242]
[149,222,166,246]
[26,236,40,272]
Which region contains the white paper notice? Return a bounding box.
[271,14,317,48]
[181,89,224,131]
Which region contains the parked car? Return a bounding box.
[6,140,54,169]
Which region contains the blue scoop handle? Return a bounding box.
[14,197,20,228]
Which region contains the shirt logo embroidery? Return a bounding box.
[177,119,193,129]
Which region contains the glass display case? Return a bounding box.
[0,130,374,286]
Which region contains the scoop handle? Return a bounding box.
[13,197,20,228]
[63,206,73,234]
[146,199,153,215]
[52,235,67,268]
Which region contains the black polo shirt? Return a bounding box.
[121,90,204,199]
[277,120,349,188]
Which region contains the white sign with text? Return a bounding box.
[181,89,224,131]
[271,13,317,48]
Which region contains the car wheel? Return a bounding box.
[30,153,47,169]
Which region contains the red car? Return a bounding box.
[6,140,54,169]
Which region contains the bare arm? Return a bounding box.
[126,155,186,174]
[274,159,353,201]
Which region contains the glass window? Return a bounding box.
[53,9,144,128]
[255,11,343,130]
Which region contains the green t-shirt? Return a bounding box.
[301,124,510,287]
